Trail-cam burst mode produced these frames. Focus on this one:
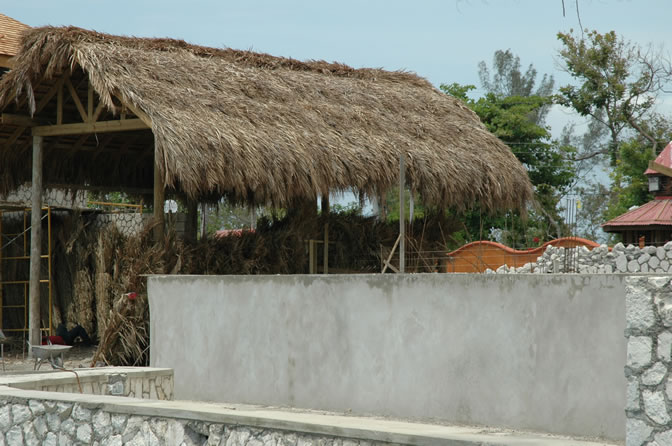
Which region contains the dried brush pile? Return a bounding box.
[49,210,459,366]
[55,213,182,366]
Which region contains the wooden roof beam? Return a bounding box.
[31,118,149,137]
[0,113,40,127]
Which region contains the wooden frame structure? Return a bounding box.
[1,69,159,346]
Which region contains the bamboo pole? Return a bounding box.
[153,159,165,242]
[29,135,43,347]
[399,153,405,273]
[322,196,329,274]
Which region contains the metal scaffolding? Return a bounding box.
[0,206,53,339]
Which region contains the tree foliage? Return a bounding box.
[557,30,671,161]
[478,49,555,124]
[441,81,575,245]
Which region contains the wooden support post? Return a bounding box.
[250,206,257,230]
[87,83,94,122]
[56,84,63,125]
[29,135,43,347]
[309,240,317,274]
[200,203,207,239]
[185,199,198,243]
[322,196,329,275]
[0,212,3,330]
[153,158,165,242]
[399,153,405,273]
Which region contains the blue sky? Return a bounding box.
[5,1,672,158]
[4,1,670,220]
[6,1,671,91]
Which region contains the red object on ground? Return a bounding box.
[215,228,255,238]
[126,292,137,300]
[42,336,66,345]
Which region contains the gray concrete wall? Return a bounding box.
[148,274,627,441]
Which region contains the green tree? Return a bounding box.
[441,83,575,245]
[478,49,555,124]
[557,30,670,162]
[604,115,672,221]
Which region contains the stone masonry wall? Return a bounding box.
[490,242,672,274]
[0,184,87,209]
[0,397,400,446]
[624,276,672,446]
[0,368,173,401]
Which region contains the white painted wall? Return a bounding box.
[148,274,627,441]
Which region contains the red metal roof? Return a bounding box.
[603,197,672,231]
[645,141,672,175]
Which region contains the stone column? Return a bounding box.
[624,276,672,445]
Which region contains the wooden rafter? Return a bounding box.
[0,114,40,127]
[32,119,148,137]
[65,76,88,123]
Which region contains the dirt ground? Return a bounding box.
[0,344,97,373]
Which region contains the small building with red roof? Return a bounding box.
[603,141,672,245]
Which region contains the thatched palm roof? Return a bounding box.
[0,26,533,210]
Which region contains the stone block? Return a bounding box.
[149,379,158,399]
[629,259,641,272]
[657,246,666,259]
[616,254,628,272]
[639,253,652,264]
[650,256,661,269]
[658,331,672,362]
[166,420,185,445]
[56,403,72,421]
[642,362,667,385]
[72,404,92,422]
[627,418,654,446]
[645,246,657,255]
[667,249,672,259]
[46,412,60,432]
[93,410,113,439]
[28,400,45,417]
[5,426,23,445]
[33,414,47,439]
[643,389,671,425]
[650,277,671,289]
[43,432,57,446]
[111,414,128,434]
[627,336,653,370]
[11,405,31,425]
[662,260,670,271]
[654,430,672,446]
[654,293,672,327]
[614,242,625,251]
[123,416,144,443]
[102,435,123,446]
[23,423,39,445]
[641,263,649,273]
[60,418,75,437]
[626,283,656,330]
[0,404,12,432]
[76,424,93,444]
[627,377,640,411]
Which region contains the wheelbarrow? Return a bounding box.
[29,344,72,370]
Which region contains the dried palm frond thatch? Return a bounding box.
[0,26,532,212]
